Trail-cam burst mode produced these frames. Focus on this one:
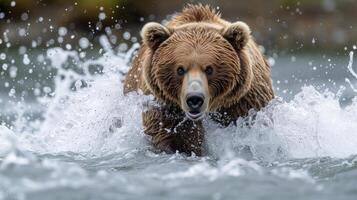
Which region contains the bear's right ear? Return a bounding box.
[141,22,171,50]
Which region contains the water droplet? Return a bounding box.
[0,53,6,60]
[2,63,8,70]
[33,88,41,96]
[37,54,45,62]
[123,32,131,40]
[79,37,89,49]
[58,27,68,36]
[8,88,16,97]
[18,28,26,37]
[79,52,86,58]
[57,36,64,43]
[23,54,30,65]
[18,46,27,54]
[21,12,28,21]
[75,80,82,90]
[267,57,275,66]
[31,40,37,48]
[9,66,17,78]
[99,12,106,21]
[43,86,52,94]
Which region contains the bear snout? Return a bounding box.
[184,92,207,121]
[186,93,204,111]
[181,78,209,120]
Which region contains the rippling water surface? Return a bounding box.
[1,36,357,200]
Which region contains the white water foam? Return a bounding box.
[31,37,149,156]
[207,86,357,159]
[1,37,357,160]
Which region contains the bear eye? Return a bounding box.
[204,65,213,75]
[177,66,186,76]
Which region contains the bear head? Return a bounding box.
[141,21,253,121]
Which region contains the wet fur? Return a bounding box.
[124,4,274,155]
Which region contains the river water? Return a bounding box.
[1,36,357,200]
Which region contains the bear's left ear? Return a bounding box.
[222,21,251,51]
[141,22,172,50]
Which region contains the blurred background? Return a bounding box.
[0,0,356,52]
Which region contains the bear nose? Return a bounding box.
[186,93,204,111]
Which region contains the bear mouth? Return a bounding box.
[186,111,205,121]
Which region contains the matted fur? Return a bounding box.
[123,4,274,155]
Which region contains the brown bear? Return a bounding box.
[123,4,274,156]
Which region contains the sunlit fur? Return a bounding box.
[123,4,274,155]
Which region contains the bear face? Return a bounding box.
[141,22,252,120]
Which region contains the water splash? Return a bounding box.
[1,36,357,161]
[345,51,357,92]
[26,36,145,156]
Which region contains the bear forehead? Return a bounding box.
[170,26,224,45]
[172,49,216,68]
[156,27,237,66]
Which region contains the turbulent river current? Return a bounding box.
[1,36,357,200]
